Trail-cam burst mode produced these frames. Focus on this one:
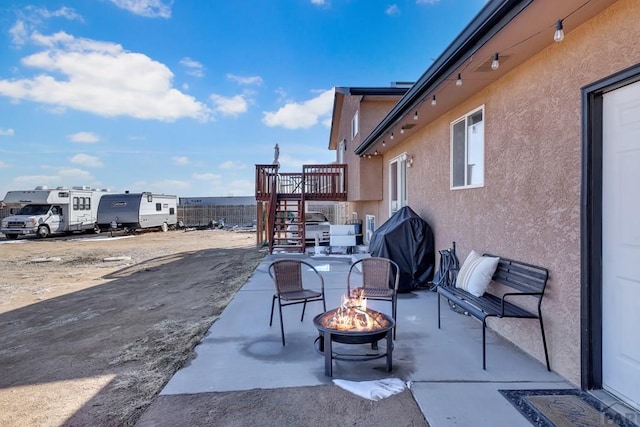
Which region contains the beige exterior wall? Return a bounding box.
[337,95,400,203]
[364,0,640,385]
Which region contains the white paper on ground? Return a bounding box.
[332,378,406,401]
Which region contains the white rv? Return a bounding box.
[1,186,109,240]
[97,192,177,232]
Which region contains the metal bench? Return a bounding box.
[436,254,550,371]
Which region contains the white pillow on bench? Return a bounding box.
[455,250,500,297]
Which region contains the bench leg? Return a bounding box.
[539,315,551,371]
[437,293,441,329]
[482,318,487,370]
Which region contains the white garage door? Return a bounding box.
[602,80,640,410]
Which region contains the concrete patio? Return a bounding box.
[159,252,571,426]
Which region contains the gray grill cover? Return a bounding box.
[369,206,435,293]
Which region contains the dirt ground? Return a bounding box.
[0,229,266,426]
[0,229,429,427]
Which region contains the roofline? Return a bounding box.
[329,86,410,149]
[337,87,411,96]
[355,0,533,155]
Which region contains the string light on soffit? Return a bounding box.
[554,19,565,42]
[491,52,500,70]
[382,10,576,150]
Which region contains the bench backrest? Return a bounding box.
[485,254,549,298]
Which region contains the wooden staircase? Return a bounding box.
[255,163,347,253]
[269,195,305,253]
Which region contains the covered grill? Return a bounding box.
[369,206,435,293]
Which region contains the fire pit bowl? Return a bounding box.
[313,306,395,377]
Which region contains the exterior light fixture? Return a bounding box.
[407,156,414,168]
[491,53,500,70]
[413,111,419,121]
[382,140,386,147]
[390,132,394,140]
[456,73,463,87]
[431,95,437,106]
[400,126,405,134]
[554,19,565,42]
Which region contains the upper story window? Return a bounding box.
[351,111,359,140]
[451,106,484,189]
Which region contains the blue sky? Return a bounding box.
[0,0,486,198]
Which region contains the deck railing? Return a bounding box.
[255,164,347,201]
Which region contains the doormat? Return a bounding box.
[499,389,639,427]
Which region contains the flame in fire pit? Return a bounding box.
[318,289,391,331]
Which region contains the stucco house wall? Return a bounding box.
[362,0,639,385]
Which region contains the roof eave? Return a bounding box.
[354,0,532,155]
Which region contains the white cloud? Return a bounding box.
[223,179,254,196]
[109,0,172,18]
[210,94,248,117]
[9,21,28,46]
[0,128,15,136]
[262,88,334,129]
[219,160,246,170]
[9,167,97,191]
[386,4,401,15]
[193,172,221,181]
[180,57,204,78]
[0,161,8,168]
[172,156,190,166]
[416,0,440,4]
[277,154,318,171]
[58,167,95,180]
[311,0,329,5]
[274,87,288,103]
[10,7,83,47]
[226,74,263,86]
[127,179,189,193]
[14,174,61,187]
[68,131,99,143]
[0,31,210,122]
[147,179,190,194]
[70,153,103,168]
[35,6,84,21]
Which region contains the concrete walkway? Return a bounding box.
[160,253,571,426]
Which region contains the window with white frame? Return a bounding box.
[451,106,484,189]
[389,153,408,216]
[351,111,359,140]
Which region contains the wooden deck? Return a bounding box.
[255,164,347,252]
[255,164,347,202]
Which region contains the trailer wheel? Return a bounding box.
[93,224,101,234]
[37,225,50,239]
[161,222,168,232]
[5,234,18,240]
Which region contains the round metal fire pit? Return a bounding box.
[313,307,395,377]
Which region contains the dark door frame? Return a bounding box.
[581,63,640,391]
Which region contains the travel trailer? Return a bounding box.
[97,192,177,232]
[0,186,109,239]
